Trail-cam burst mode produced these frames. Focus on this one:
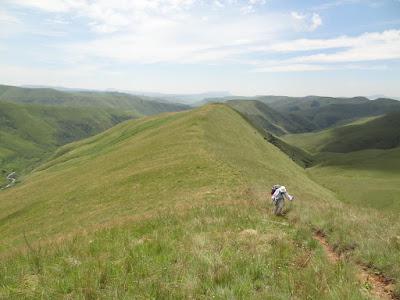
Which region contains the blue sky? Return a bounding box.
[0,0,399,96]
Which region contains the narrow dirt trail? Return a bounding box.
[313,231,396,300]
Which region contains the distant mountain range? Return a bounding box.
[22,85,232,105]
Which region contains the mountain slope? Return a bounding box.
[207,95,400,132]
[283,112,400,153]
[281,111,400,215]
[308,148,400,211]
[260,96,400,131]
[0,85,189,182]
[227,100,314,167]
[0,104,399,298]
[0,84,189,114]
[0,101,135,181]
[227,100,314,135]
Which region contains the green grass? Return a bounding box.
[0,84,190,180]
[213,95,400,132]
[226,100,315,135]
[227,100,314,167]
[0,104,398,298]
[283,113,400,153]
[0,101,136,179]
[282,113,400,212]
[0,84,189,113]
[307,148,400,211]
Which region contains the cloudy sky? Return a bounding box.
[1,0,399,96]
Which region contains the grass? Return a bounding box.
[0,100,135,179]
[307,148,400,211]
[283,113,400,153]
[226,100,315,135]
[0,84,189,180]
[0,104,398,298]
[0,84,189,113]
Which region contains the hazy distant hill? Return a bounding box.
[21,85,232,105]
[256,96,400,130]
[0,85,189,114]
[213,95,400,132]
[128,91,232,105]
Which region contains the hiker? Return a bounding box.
[271,184,294,216]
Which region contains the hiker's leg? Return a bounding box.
[277,199,284,215]
[273,200,280,215]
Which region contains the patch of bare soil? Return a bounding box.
[314,230,397,300]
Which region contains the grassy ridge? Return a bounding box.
[0,104,375,299]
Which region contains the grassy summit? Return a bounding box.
[0,104,399,298]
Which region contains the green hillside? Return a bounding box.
[208,95,400,132]
[1,104,399,298]
[0,85,189,184]
[0,84,189,114]
[227,100,315,135]
[227,100,313,167]
[285,113,400,153]
[262,96,400,130]
[308,148,400,211]
[282,112,400,211]
[0,101,134,183]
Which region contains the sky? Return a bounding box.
[0,0,399,97]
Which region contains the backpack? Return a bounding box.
[271,184,281,196]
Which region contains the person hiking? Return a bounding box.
[271,184,294,216]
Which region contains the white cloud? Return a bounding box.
[291,11,322,32]
[310,13,322,31]
[284,30,400,63]
[250,30,400,72]
[254,64,329,72]
[9,0,198,33]
[4,1,400,76]
[0,9,23,37]
[291,11,306,20]
[0,10,19,23]
[313,0,384,11]
[253,63,388,73]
